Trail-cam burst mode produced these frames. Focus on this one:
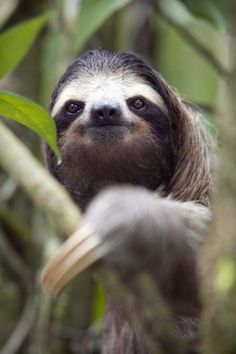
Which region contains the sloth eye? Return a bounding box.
[129,97,146,110]
[65,101,84,114]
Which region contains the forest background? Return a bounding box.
[0,1,234,354]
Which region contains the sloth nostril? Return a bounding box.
[92,105,121,125]
[97,109,104,118]
[109,109,116,117]
[96,107,117,119]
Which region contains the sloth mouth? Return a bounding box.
[87,125,131,141]
[79,118,135,130]
[90,124,124,129]
[78,122,135,143]
[88,124,128,130]
[83,120,133,129]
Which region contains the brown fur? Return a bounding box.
[160,86,213,206]
[46,110,173,210]
[45,49,214,354]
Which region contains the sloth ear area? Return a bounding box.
[148,70,178,112]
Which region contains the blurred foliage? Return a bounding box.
[74,0,132,52]
[215,259,236,295]
[0,0,227,353]
[0,90,59,156]
[178,0,228,30]
[0,12,53,79]
[159,0,219,103]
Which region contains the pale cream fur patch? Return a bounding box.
[51,73,166,117]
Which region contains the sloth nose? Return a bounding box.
[91,104,121,126]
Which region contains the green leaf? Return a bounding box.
[0,90,60,157]
[75,0,132,52]
[0,11,54,79]
[92,282,106,321]
[177,0,227,30]
[215,259,236,295]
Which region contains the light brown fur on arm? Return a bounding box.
[83,185,210,316]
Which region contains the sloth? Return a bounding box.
[42,49,214,353]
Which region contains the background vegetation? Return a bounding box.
[0,0,234,353]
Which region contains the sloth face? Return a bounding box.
[47,50,175,209]
[51,72,166,145]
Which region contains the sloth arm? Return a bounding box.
[83,186,211,315]
[42,185,210,315]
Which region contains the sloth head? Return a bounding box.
[46,49,213,210]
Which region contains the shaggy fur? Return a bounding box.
[44,49,214,354]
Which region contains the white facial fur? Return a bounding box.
[51,72,166,123]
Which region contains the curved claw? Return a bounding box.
[41,224,108,294]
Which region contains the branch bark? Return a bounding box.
[28,293,56,354]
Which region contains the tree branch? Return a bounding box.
[29,293,56,354]
[0,120,81,236]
